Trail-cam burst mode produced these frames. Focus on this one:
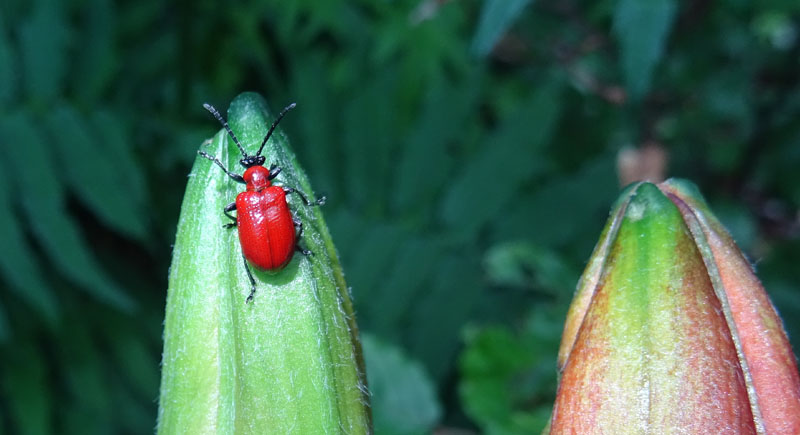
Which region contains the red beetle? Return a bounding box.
[198,102,325,302]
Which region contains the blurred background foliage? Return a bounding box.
[0,0,798,433]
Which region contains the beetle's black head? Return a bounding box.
[240,155,266,168]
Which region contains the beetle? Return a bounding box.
[198,102,325,303]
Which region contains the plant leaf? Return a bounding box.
[0,111,135,311]
[440,81,563,240]
[613,0,677,101]
[90,109,148,227]
[47,104,148,241]
[55,315,112,433]
[369,237,443,338]
[363,334,441,435]
[407,253,483,380]
[73,0,116,102]
[472,0,533,57]
[0,302,8,342]
[19,0,70,103]
[290,53,338,193]
[0,9,17,104]
[342,71,397,211]
[460,315,559,435]
[392,77,478,214]
[0,167,58,324]
[494,155,617,249]
[1,343,51,435]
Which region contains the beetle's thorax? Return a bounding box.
[243,166,272,191]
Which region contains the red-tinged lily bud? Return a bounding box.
[549,180,800,434]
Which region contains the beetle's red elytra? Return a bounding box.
[237,166,295,270]
[198,102,325,303]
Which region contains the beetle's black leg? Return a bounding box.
[223,202,237,228]
[198,151,245,184]
[268,164,282,180]
[242,253,257,304]
[284,187,326,207]
[293,217,303,237]
[293,218,313,256]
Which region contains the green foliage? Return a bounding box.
[363,334,441,434]
[472,0,533,56]
[613,0,677,101]
[47,105,148,241]
[2,343,50,435]
[461,242,576,434]
[1,112,135,310]
[0,0,798,432]
[460,319,558,435]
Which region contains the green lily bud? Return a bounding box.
[550,180,800,434]
[157,93,371,434]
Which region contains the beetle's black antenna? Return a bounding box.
[256,103,296,157]
[204,103,248,158]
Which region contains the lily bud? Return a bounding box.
[157,93,371,434]
[550,180,800,434]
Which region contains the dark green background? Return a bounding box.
[0,0,798,433]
